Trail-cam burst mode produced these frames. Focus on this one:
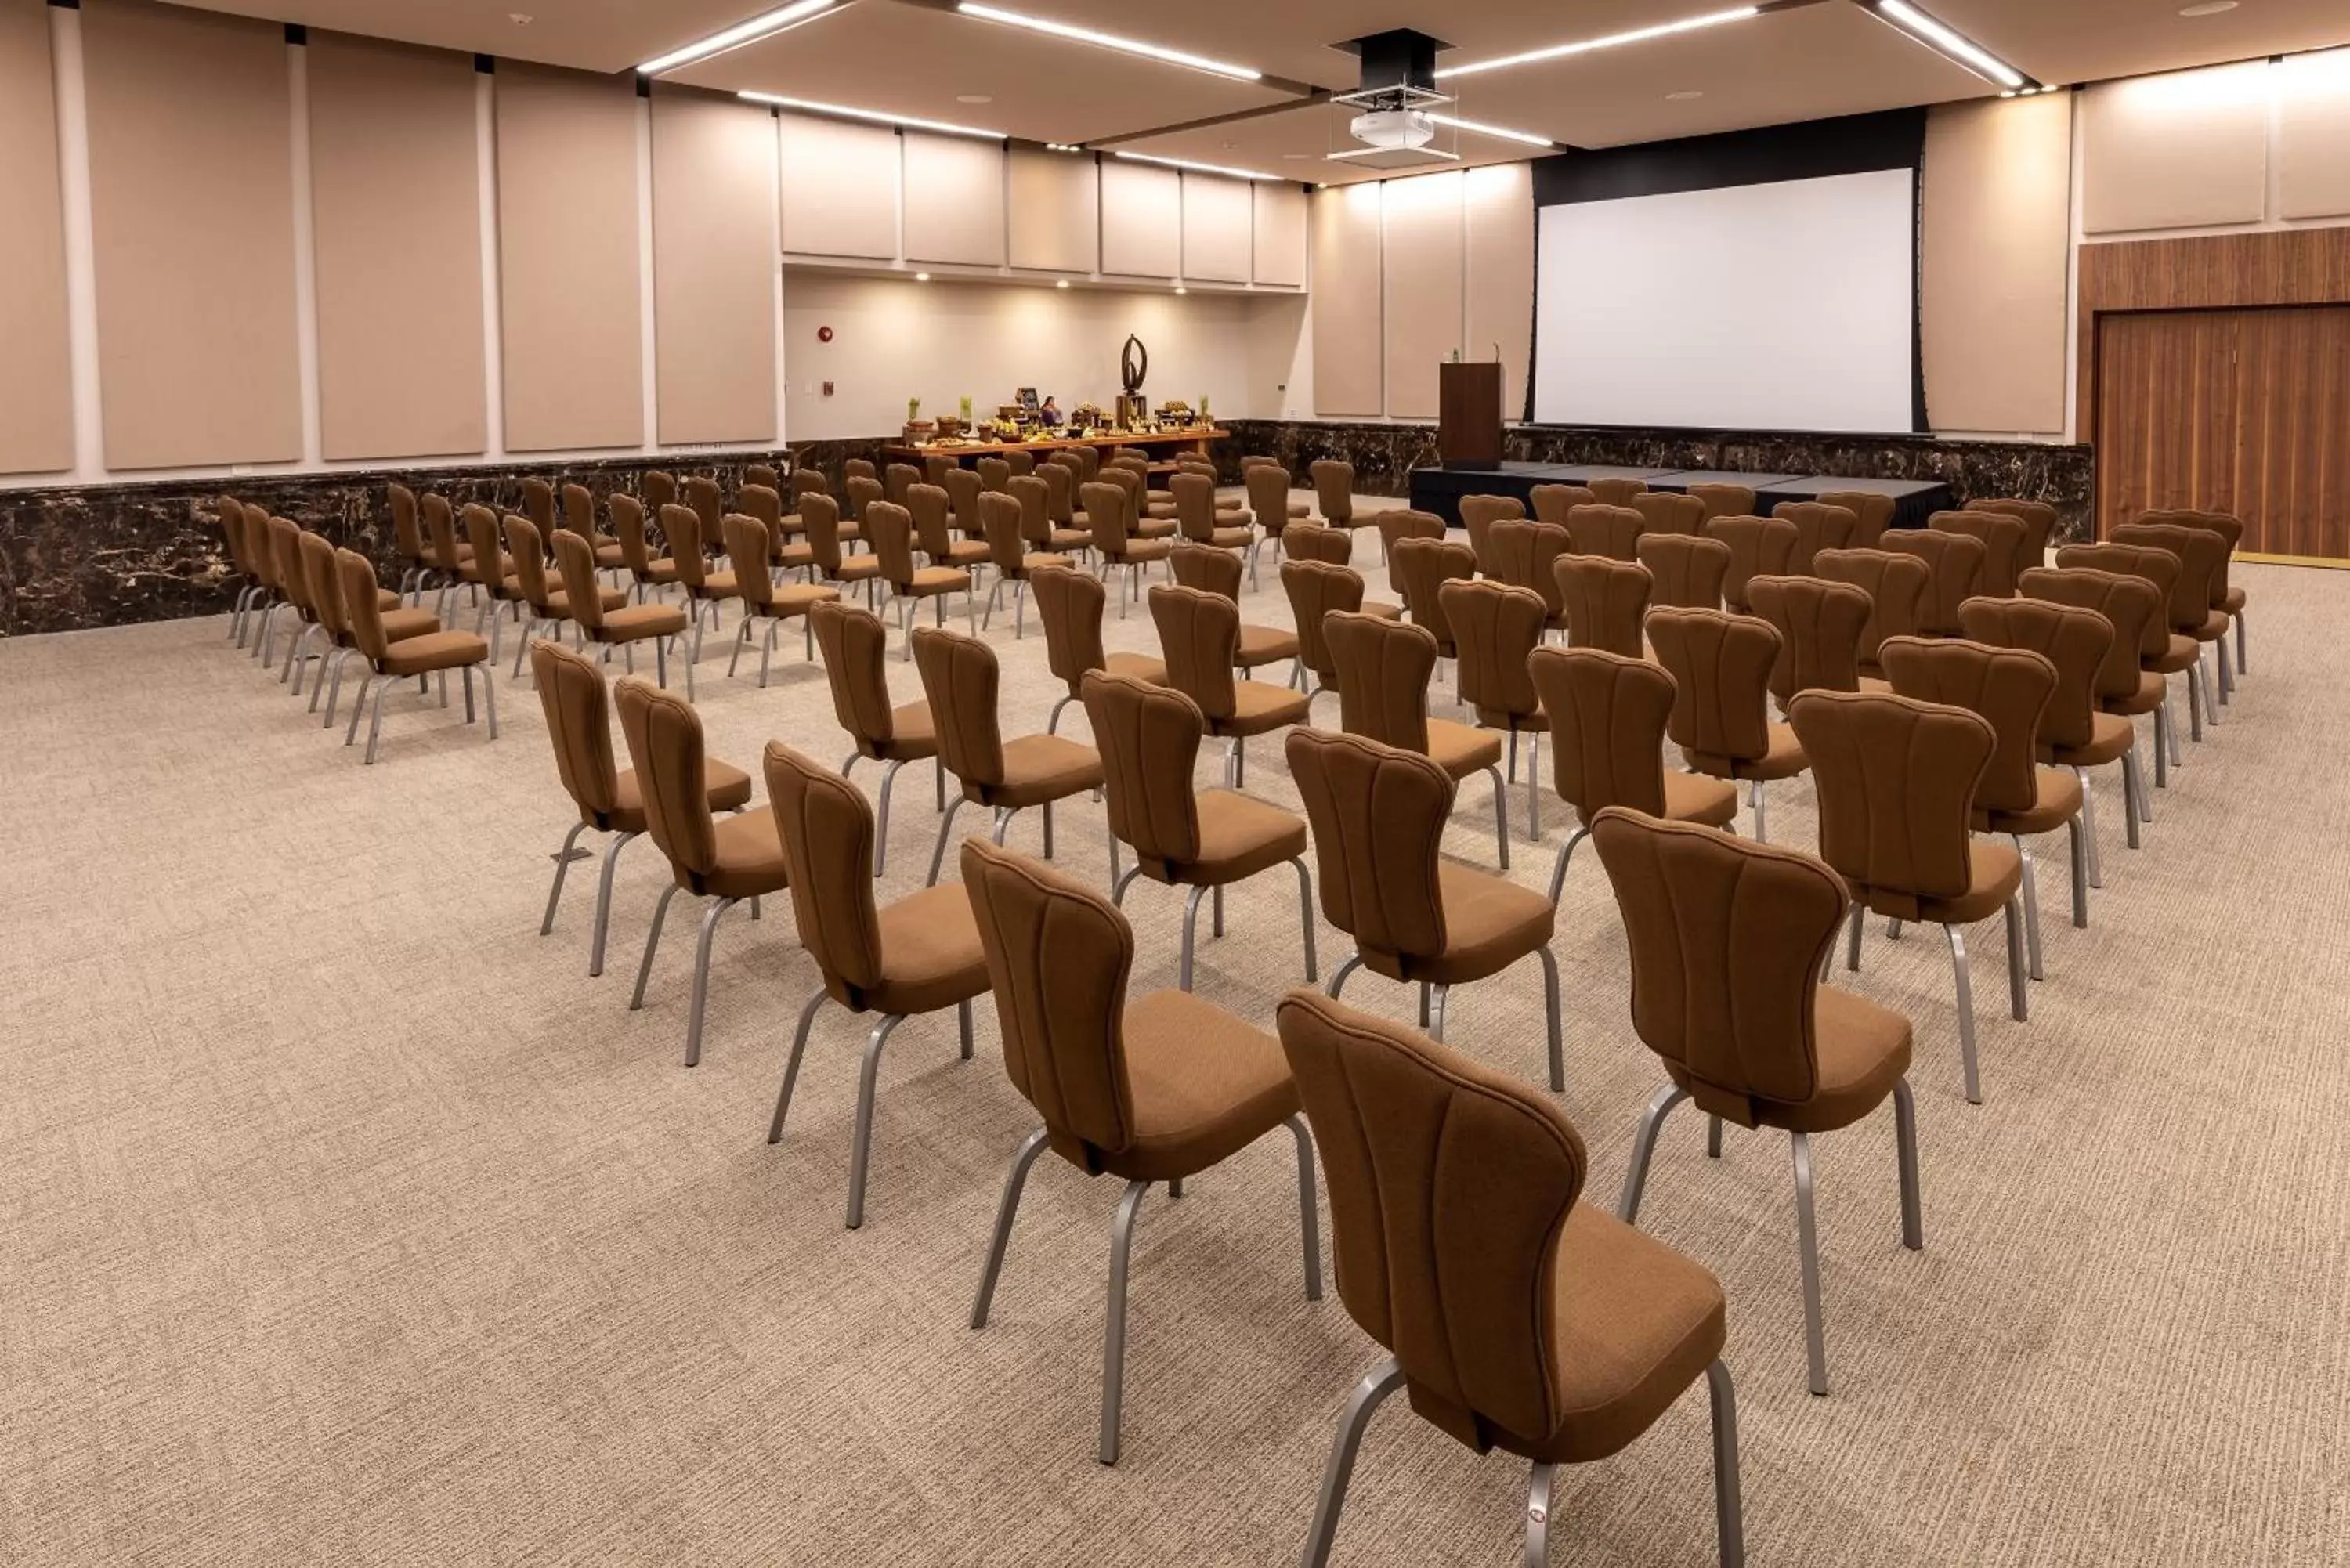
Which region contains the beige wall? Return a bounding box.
[1100,160,1181,279]
[0,0,74,475]
[1381,171,1464,421]
[1311,182,1383,417]
[2278,49,2350,220]
[651,91,778,445]
[1007,147,1097,273]
[1464,164,1535,423]
[1180,173,1253,284]
[83,0,302,471]
[902,132,1007,267]
[308,34,486,461]
[779,112,898,260]
[494,64,643,453]
[1253,182,1307,289]
[2083,63,2270,233]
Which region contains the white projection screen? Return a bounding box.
[1533,168,1918,432]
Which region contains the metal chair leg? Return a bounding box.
[1297,1358,1405,1568]
[1749,778,1768,843]
[2005,895,2029,1024]
[588,831,638,977]
[844,1014,905,1229]
[1291,856,1319,984]
[1618,1084,1690,1223]
[1098,1178,1151,1465]
[873,757,906,878]
[925,795,969,887]
[1523,1463,1556,1568]
[629,885,682,1010]
[1524,731,1542,841]
[1791,1130,1829,1396]
[1325,952,1362,1000]
[1180,885,1209,992]
[540,822,590,936]
[1546,827,1588,905]
[682,896,739,1067]
[2077,767,2106,889]
[2013,835,2045,981]
[1943,923,1982,1105]
[2065,814,2090,931]
[1280,1115,1325,1299]
[970,1125,1051,1328]
[1536,944,1564,1092]
[1893,1077,1924,1249]
[1486,764,1511,870]
[766,988,830,1143]
[1708,1360,1748,1567]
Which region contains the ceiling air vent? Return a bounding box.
[1329,29,1459,170]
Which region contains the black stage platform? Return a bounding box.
[1409,463,1954,530]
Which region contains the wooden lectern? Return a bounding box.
[1438,362,1504,470]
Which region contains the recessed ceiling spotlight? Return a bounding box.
[2178,1,2238,13]
[914,272,931,282]
[1665,89,1705,100]
[640,0,837,75]
[508,13,533,23]
[1440,7,1759,78]
[955,4,1263,81]
[1174,285,1188,294]
[1055,279,1070,288]
[1282,152,1311,160]
[956,94,994,104]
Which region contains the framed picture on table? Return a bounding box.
[1014,388,1039,410]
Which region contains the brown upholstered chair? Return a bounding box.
[2109,520,2229,737]
[1597,807,1921,1397]
[1748,574,1870,707]
[866,500,972,656]
[1283,560,1390,711]
[531,639,750,977]
[507,515,627,678]
[1687,482,1755,521]
[1638,532,1733,612]
[640,470,678,515]
[614,677,789,1068]
[1817,490,1896,549]
[1645,607,1809,843]
[1171,473,1256,582]
[1108,461,1177,532]
[1459,493,1526,575]
[417,493,475,623]
[1282,988,1744,1568]
[843,457,878,486]
[884,461,922,509]
[744,461,781,494]
[1965,497,2056,574]
[801,491,884,609]
[1280,523,1356,567]
[559,482,626,576]
[1323,612,1513,869]
[1813,547,1932,688]
[1289,728,1562,1086]
[738,483,800,571]
[658,502,740,670]
[259,515,335,686]
[1080,479,1170,617]
[455,504,529,665]
[841,474,881,530]
[1703,515,1797,616]
[1025,467,1093,558]
[1929,509,2027,599]
[1388,536,1479,664]
[2019,565,2164,828]
[718,513,837,686]
[915,627,1106,884]
[1485,518,1574,635]
[1244,461,1311,551]
[923,453,956,488]
[939,467,989,542]
[298,529,440,725]
[1374,508,1446,594]
[519,476,558,537]
[219,497,273,649]
[684,475,725,553]
[551,529,690,694]
[1881,635,2081,983]
[385,482,432,605]
[1631,490,1707,538]
[1168,543,1298,676]
[1310,459,1358,529]
[1529,647,1738,901]
[762,742,990,1230]
[975,457,1011,494]
[1150,584,1310,788]
[1773,500,1857,576]
[1883,528,1986,636]
[1031,566,1166,735]
[811,598,941,877]
[909,482,992,577]
[333,548,496,765]
[1556,554,1653,659]
[963,837,1321,1466]
[1566,503,1644,562]
[1589,475,1649,507]
[1788,689,2027,1104]
[1440,578,1551,841]
[1085,671,1317,988]
[1528,482,1595,527]
[609,494,680,604]
[2051,544,2188,783]
[2146,507,2247,680]
[976,490,1069,638]
[1961,594,2129,876]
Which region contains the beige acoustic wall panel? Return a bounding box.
[1100,159,1180,279]
[308,34,486,461]
[1311,182,1382,417]
[82,0,300,470]
[2083,64,2269,233]
[779,112,898,259]
[1463,163,1533,423]
[1253,181,1307,288]
[652,91,777,444]
[1381,171,1464,421]
[901,132,1005,267]
[0,0,73,475]
[1922,94,2071,434]
[495,65,642,453]
[2278,49,2350,220]
[1007,147,1097,273]
[1180,173,1252,284]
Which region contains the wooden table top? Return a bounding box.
[881,428,1227,459]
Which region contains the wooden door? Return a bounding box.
[2095,305,2350,558]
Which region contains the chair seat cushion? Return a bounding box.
[1731,722,1810,783]
[610,757,753,833]
[866,883,989,1017]
[2055,710,2135,768]
[1101,652,1169,689]
[1205,526,1254,551]
[2193,610,2229,643]
[638,558,682,584]
[985,733,1105,808]
[698,807,791,900]
[1162,790,1308,885]
[593,540,626,569]
[1046,528,1090,553]
[829,555,884,583]
[1117,540,1173,564]
[2223,587,2246,615]
[1879,839,2022,927]
[544,587,630,618]
[1679,986,1913,1137]
[379,607,441,643]
[906,565,970,594]
[1400,862,1556,985]
[1221,680,1312,738]
[378,630,487,676]
[1134,518,1180,540]
[696,572,741,600]
[866,699,938,764]
[2103,670,2166,717]
[1426,717,1503,781]
[1662,771,1740,829]
[936,540,991,568]
[765,583,841,616]
[1986,766,2083,838]
[1110,989,1300,1183]
[598,603,689,641]
[1014,552,1075,576]
[1237,623,1300,668]
[2147,634,2199,674]
[1363,600,1404,621]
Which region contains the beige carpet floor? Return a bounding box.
[1,516,2345,1566]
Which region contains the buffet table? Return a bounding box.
[883,428,1229,474]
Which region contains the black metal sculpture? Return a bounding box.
[1120,334,1148,395]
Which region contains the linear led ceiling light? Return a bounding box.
[736,91,1005,139]
[1426,112,1555,148]
[955,4,1263,81]
[639,0,837,75]
[1874,0,2026,89]
[1437,6,1759,79]
[1113,150,1278,182]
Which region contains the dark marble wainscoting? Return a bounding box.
[0,440,894,638]
[1218,420,2095,540]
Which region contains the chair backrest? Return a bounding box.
[1079,481,1136,555]
[1645,606,1781,769]
[1171,473,1229,544]
[961,836,1141,1172]
[1747,573,1871,703]
[739,483,784,537]
[531,638,624,826]
[843,457,878,484]
[1169,540,1242,600]
[1083,671,1206,869]
[1630,490,1706,538]
[334,548,392,661]
[1003,450,1035,479]
[1149,584,1242,721]
[1687,482,1755,521]
[1965,497,2056,572]
[2144,508,2241,607]
[1390,537,1477,649]
[975,457,1011,493]
[1030,565,1111,696]
[641,471,678,512]
[743,462,779,493]
[297,530,349,640]
[1282,524,1355,566]
[721,513,776,609]
[1556,554,1653,659]
[864,501,920,589]
[1773,500,1857,576]
[1817,490,1896,549]
[1528,483,1595,526]
[1325,610,1436,754]
[1003,474,1051,547]
[1376,509,1447,595]
[2049,545,2179,659]
[765,742,888,1003]
[1286,727,1452,966]
[1788,689,1996,910]
[811,598,900,749]
[910,626,1005,787]
[924,454,955,486]
[976,490,1028,574]
[685,475,723,542]
[1957,594,2111,753]
[1878,636,2055,816]
[265,517,313,613]
[884,462,922,508]
[2107,522,2224,633]
[801,492,852,576]
[561,482,595,537]
[1038,461,1080,526]
[1883,528,1986,634]
[1636,533,1731,611]
[552,529,612,630]
[792,466,830,504]
[1480,518,1567,616]
[1929,509,2026,598]
[1062,443,1101,482]
[1528,647,1676,822]
[1282,560,1367,684]
[1703,515,1798,612]
[1244,462,1292,529]
[1591,807,1853,1120]
[421,493,464,573]
[459,504,504,588]
[1589,476,1648,506]
[519,477,557,534]
[388,483,424,561]
[1273,987,1593,1452]
[1439,578,1546,725]
[2022,564,2165,698]
[219,497,260,578]
[609,494,655,576]
[1459,494,1526,573]
[659,503,709,588]
[614,677,721,883]
[941,467,985,536]
[1565,503,1644,562]
[1813,547,1932,674]
[1311,460,1354,525]
[906,483,956,559]
[844,475,884,522]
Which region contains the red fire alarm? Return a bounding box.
[816,325,834,343]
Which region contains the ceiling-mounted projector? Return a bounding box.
[1348,107,1437,151]
[1329,29,1459,169]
